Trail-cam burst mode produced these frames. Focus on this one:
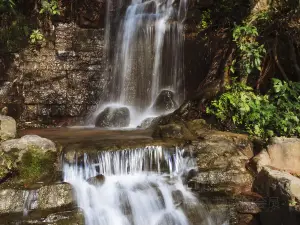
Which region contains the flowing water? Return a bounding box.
[63,146,217,225]
[91,0,186,125]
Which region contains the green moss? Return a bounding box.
[19,145,56,184]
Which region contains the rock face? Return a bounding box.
[0,115,16,142]
[188,131,254,196]
[1,20,108,128]
[152,90,178,113]
[254,167,300,203]
[0,135,57,183]
[250,137,300,174]
[95,107,130,127]
[38,183,75,210]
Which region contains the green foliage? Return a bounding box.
[233,24,266,76]
[0,15,30,52]
[0,0,15,12]
[40,0,60,15]
[29,29,45,44]
[207,79,300,139]
[19,145,56,184]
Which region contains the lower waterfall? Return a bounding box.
[63,146,218,225]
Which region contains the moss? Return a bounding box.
[19,145,56,184]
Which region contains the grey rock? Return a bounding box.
[152,90,178,113]
[0,115,16,142]
[37,183,75,210]
[87,174,105,186]
[95,107,130,128]
[0,189,25,214]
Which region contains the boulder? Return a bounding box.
[87,174,105,186]
[37,183,75,210]
[95,107,130,128]
[152,90,178,113]
[0,135,57,183]
[0,189,25,214]
[188,131,253,196]
[0,115,16,142]
[254,167,300,203]
[250,137,300,174]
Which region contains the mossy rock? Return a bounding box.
[0,135,58,185]
[18,145,57,184]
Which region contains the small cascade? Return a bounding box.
[63,146,214,225]
[90,0,187,126]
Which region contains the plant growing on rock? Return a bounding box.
[39,0,60,15]
[19,145,56,184]
[232,24,266,79]
[207,79,300,139]
[29,29,45,44]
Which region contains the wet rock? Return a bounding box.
[188,131,253,196]
[43,209,85,225]
[95,107,130,128]
[0,135,57,183]
[152,90,178,113]
[250,137,300,174]
[0,189,25,214]
[254,166,300,203]
[37,183,75,210]
[87,174,105,186]
[172,190,184,206]
[138,117,156,129]
[0,115,16,142]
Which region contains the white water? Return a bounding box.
[90,0,186,125]
[63,146,215,225]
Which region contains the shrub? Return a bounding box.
[207,79,300,139]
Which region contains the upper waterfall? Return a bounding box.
[91,0,187,126]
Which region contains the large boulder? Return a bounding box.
[152,90,178,113]
[250,137,300,174]
[188,131,253,196]
[254,167,300,203]
[95,107,130,128]
[0,115,16,142]
[0,135,57,183]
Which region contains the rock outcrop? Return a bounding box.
[187,131,254,196]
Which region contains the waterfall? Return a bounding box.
[63,146,215,225]
[91,0,186,126]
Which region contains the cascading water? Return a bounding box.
[63,146,216,225]
[91,0,186,126]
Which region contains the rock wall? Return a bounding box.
[0,1,108,128]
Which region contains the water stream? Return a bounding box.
[63,146,217,225]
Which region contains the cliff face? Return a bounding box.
[0,0,109,127]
